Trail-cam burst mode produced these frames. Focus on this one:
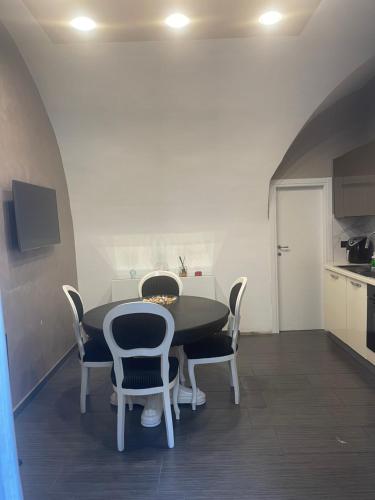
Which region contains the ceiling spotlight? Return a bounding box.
[165,13,190,29]
[259,11,283,26]
[70,16,97,31]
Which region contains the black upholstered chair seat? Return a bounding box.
[79,338,113,363]
[111,356,179,389]
[184,333,237,359]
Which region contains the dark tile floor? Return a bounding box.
[15,331,375,500]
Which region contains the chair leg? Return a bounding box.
[188,361,197,410]
[86,367,90,395]
[230,358,240,404]
[163,390,174,449]
[178,346,186,384]
[228,361,234,387]
[117,393,126,452]
[173,375,180,420]
[80,365,88,414]
[127,396,133,411]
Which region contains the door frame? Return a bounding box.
[269,177,333,334]
[0,291,23,499]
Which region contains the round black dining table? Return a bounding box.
[82,295,229,346]
[82,295,229,427]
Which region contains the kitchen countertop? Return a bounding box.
[325,264,375,286]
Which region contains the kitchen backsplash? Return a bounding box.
[333,216,375,263]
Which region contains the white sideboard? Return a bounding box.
[112,275,216,301]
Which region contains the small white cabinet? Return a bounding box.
[112,275,216,301]
[324,271,347,343]
[346,277,367,358]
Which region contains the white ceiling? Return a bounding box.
[21,0,321,43]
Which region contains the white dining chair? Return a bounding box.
[103,301,180,451]
[138,270,186,384]
[184,277,247,409]
[138,270,183,298]
[62,285,113,414]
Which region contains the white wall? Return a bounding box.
[3,0,375,332]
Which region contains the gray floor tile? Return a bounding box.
[334,387,375,406]
[308,371,375,389]
[15,332,375,500]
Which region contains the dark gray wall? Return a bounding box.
[273,75,375,180]
[0,22,77,407]
[333,140,375,176]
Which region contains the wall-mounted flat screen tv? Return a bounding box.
[12,180,61,252]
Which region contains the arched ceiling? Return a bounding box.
[273,56,375,179]
[307,55,375,123]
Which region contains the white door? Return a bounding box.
[277,186,324,331]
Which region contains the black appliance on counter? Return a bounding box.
[367,286,375,352]
[347,237,373,264]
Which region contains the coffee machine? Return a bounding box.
[347,236,373,264]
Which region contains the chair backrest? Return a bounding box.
[103,302,175,390]
[138,271,183,298]
[62,285,85,359]
[228,277,247,349]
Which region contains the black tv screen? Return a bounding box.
[12,180,61,251]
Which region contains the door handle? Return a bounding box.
[330,274,339,280]
[350,281,362,288]
[278,245,290,251]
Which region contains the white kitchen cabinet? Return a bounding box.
[324,267,375,366]
[324,270,347,343]
[346,277,367,358]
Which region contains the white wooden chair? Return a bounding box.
[103,301,180,451]
[138,270,186,383]
[138,270,183,298]
[184,277,247,409]
[62,285,113,414]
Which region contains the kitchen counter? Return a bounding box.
[325,264,375,286]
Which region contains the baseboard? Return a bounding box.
[13,343,76,417]
[241,331,273,336]
[327,332,375,375]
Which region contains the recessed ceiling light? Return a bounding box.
[259,11,283,26]
[165,13,190,29]
[70,16,97,32]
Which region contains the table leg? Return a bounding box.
[110,385,206,427]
